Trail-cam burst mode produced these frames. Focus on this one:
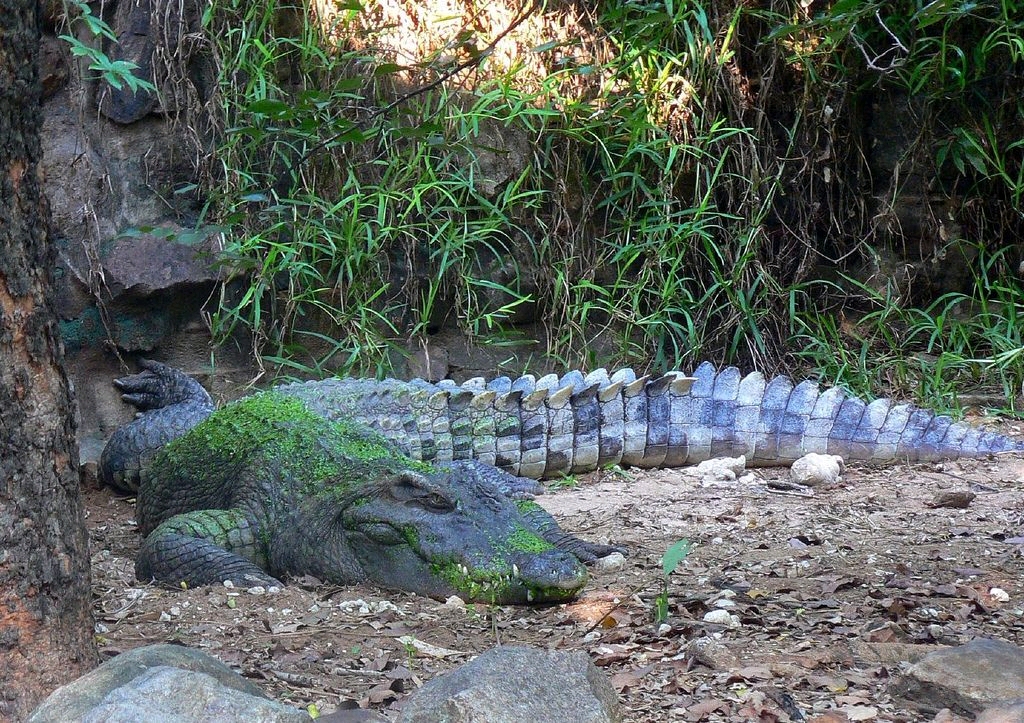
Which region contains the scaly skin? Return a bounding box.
[115,363,614,603]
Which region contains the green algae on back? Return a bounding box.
[149,391,431,493]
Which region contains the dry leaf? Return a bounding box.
[609,663,656,692]
[927,491,976,508]
[684,697,729,720]
[808,713,851,723]
[840,704,878,721]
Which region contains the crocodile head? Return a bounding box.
[278,459,590,605]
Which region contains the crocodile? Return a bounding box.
[101,360,1023,602]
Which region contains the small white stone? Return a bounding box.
[443,595,466,609]
[657,623,672,636]
[222,580,235,588]
[714,599,737,609]
[159,611,172,622]
[592,552,626,572]
[246,586,266,595]
[695,455,746,484]
[990,587,1010,602]
[702,609,740,628]
[790,453,845,486]
[168,606,181,617]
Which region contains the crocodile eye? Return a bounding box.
[387,472,455,511]
[422,493,454,512]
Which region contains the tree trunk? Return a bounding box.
[0,1,99,718]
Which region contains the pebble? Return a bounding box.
[703,609,740,628]
[790,453,845,486]
[990,587,1010,602]
[592,552,626,572]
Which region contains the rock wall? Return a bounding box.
[40,1,252,470]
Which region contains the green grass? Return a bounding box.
[790,242,1024,414]
[180,0,1024,412]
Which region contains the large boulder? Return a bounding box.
[29,644,309,723]
[398,644,621,723]
[892,638,1024,715]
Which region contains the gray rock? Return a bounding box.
[976,700,1024,723]
[79,666,309,723]
[29,644,300,723]
[463,116,531,198]
[100,230,221,298]
[406,342,450,382]
[892,638,1024,715]
[97,0,158,123]
[397,645,621,723]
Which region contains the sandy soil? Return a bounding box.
[86,423,1024,722]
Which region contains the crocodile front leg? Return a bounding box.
[136,509,279,588]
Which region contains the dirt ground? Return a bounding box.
[86,421,1024,722]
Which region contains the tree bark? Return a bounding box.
[0,1,99,718]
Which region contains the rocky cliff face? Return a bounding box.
[40,0,250,470]
[40,0,561,471]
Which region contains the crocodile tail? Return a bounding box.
[669,362,1024,466]
[283,365,1024,479]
